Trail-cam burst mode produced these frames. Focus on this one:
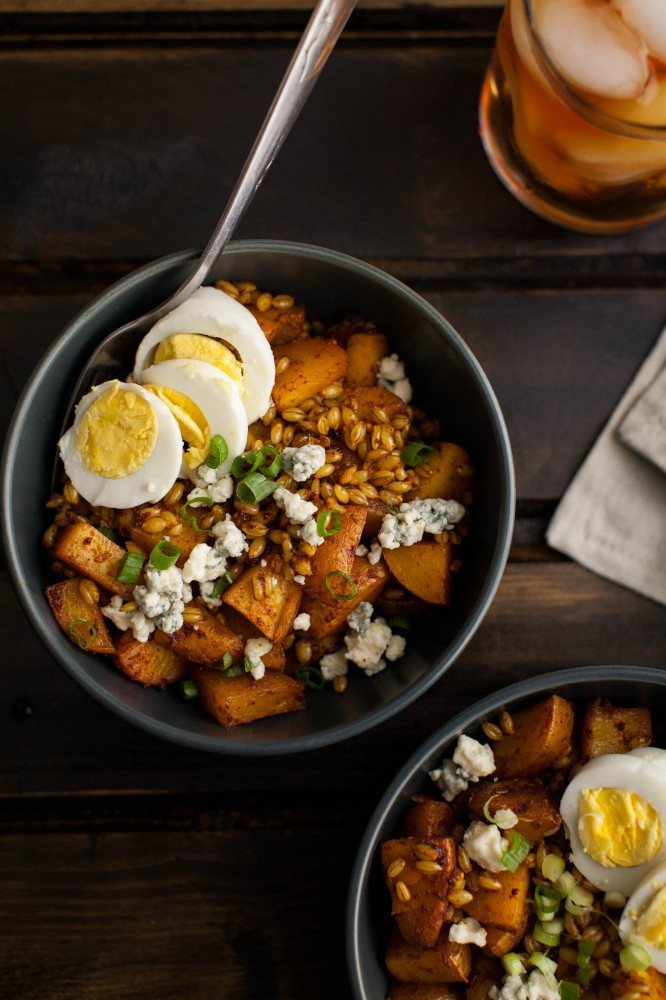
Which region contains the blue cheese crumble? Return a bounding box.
[190,463,234,502]
[244,637,273,680]
[448,917,487,947]
[273,486,317,525]
[281,444,326,482]
[102,595,155,644]
[490,972,560,1000]
[429,734,495,802]
[211,515,248,559]
[133,564,193,635]
[343,602,406,676]
[377,353,412,404]
[379,498,465,550]
[463,821,508,872]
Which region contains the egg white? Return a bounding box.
[560,753,666,896]
[58,380,183,509]
[620,860,666,973]
[133,286,275,423]
[139,358,247,478]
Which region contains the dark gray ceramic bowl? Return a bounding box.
[1,240,514,755]
[346,665,666,998]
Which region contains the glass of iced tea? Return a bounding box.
[480,0,666,233]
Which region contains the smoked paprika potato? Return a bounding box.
[303,554,389,640]
[492,695,575,779]
[343,385,408,423]
[465,955,502,999]
[129,507,203,565]
[157,604,243,666]
[222,553,302,642]
[113,632,187,687]
[463,865,530,934]
[386,932,472,985]
[345,332,389,386]
[581,701,653,760]
[52,522,133,600]
[466,779,562,844]
[272,337,347,409]
[45,577,114,654]
[483,926,527,958]
[381,836,459,949]
[408,442,474,505]
[383,540,455,606]
[402,799,456,839]
[196,668,306,728]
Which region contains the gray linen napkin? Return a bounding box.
[618,364,666,476]
[547,325,666,606]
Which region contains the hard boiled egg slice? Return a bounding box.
[560,753,666,896]
[139,358,246,478]
[620,860,666,973]
[133,285,275,423]
[58,380,183,508]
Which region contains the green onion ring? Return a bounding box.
[116,550,145,585]
[400,441,434,467]
[67,618,97,650]
[316,508,342,538]
[179,496,214,531]
[294,666,325,691]
[236,471,278,505]
[149,539,181,571]
[205,434,229,469]
[325,570,356,601]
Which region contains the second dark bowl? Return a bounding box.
[1,240,514,755]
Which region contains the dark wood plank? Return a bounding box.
[2,289,664,501]
[1,45,665,270]
[0,827,354,999]
[1,561,663,799]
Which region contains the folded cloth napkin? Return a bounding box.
[617,363,666,476]
[547,324,666,606]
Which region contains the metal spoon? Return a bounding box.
[57,0,356,441]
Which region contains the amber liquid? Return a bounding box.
[480,0,666,233]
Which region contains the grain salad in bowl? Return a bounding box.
[377,694,666,1000]
[43,278,475,730]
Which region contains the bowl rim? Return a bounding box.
[345,664,666,998]
[1,238,515,756]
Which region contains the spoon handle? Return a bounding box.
[168,0,357,309]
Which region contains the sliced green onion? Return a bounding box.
[534,922,560,947]
[559,981,580,1000]
[547,917,564,935]
[566,885,594,915]
[222,664,244,679]
[556,871,578,896]
[535,884,562,917]
[257,445,281,479]
[325,570,356,602]
[231,450,263,479]
[620,943,651,973]
[205,434,229,469]
[222,653,234,670]
[149,539,180,571]
[542,853,566,883]
[577,940,596,986]
[243,656,252,673]
[211,572,235,598]
[236,471,279,505]
[116,550,145,584]
[501,831,530,872]
[180,496,214,531]
[294,666,325,691]
[179,679,198,700]
[528,952,557,986]
[501,953,525,977]
[67,618,97,650]
[98,524,121,544]
[387,616,411,630]
[400,441,434,467]
[483,793,501,824]
[316,508,341,538]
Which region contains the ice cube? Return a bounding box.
[616,0,666,65]
[534,0,650,100]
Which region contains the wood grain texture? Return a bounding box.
[0,828,355,999]
[1,561,663,800]
[2,0,501,11]
[1,44,665,267]
[2,289,664,501]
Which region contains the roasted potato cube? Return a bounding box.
[223,554,302,642]
[463,865,530,934]
[45,577,114,654]
[346,332,389,386]
[246,300,306,344]
[383,541,454,606]
[377,591,434,619]
[483,926,526,958]
[381,837,458,949]
[303,554,389,640]
[492,695,575,779]
[645,967,666,999]
[129,509,203,565]
[388,984,462,1000]
[408,443,474,505]
[197,668,306,728]
[466,779,561,844]
[581,701,653,760]
[403,800,456,839]
[363,496,391,539]
[158,605,243,666]
[53,522,133,599]
[386,931,472,985]
[272,337,347,409]
[344,385,408,423]
[612,968,666,1000]
[301,504,367,627]
[465,955,502,999]
[113,632,187,687]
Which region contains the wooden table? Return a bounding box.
[1,4,665,997]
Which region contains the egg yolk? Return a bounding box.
[144,384,209,469]
[578,787,663,868]
[635,886,666,950]
[75,383,157,478]
[155,334,243,385]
